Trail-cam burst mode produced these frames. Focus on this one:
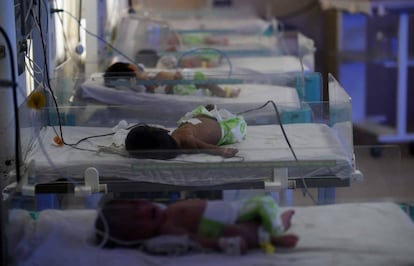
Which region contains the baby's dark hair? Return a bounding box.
[125,125,178,159]
[135,49,159,68]
[103,62,136,87]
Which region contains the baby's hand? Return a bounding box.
[222,147,238,158]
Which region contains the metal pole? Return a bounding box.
[396,12,408,137]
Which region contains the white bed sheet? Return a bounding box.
[175,55,310,74]
[7,202,414,266]
[168,17,271,34]
[221,56,310,74]
[179,34,276,50]
[77,78,301,108]
[25,123,353,186]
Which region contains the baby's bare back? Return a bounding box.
[172,116,222,147]
[171,116,238,157]
[164,199,207,233]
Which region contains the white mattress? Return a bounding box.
[177,36,280,58]
[77,79,301,108]
[177,55,309,74]
[26,123,353,186]
[7,202,414,266]
[222,56,309,74]
[168,17,271,34]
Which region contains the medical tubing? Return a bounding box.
[0,26,22,183]
[46,8,140,147]
[237,100,298,161]
[96,210,174,264]
[50,9,137,65]
[96,210,145,248]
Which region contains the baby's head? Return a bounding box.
[125,125,178,160]
[103,62,152,91]
[103,62,136,86]
[95,199,165,248]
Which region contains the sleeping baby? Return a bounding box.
[103,62,241,97]
[124,105,247,159]
[95,195,299,255]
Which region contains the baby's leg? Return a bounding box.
[270,209,298,248]
[281,210,295,231]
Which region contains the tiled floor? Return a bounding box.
[290,143,414,206]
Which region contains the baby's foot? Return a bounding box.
[271,234,299,248]
[281,210,295,231]
[230,88,241,98]
[222,147,238,157]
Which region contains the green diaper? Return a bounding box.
[177,105,247,145]
[172,71,211,96]
[198,217,226,238]
[237,195,283,236]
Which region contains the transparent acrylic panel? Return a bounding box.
[9,71,357,196]
[109,14,315,72]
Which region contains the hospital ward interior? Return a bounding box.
[1,0,414,265]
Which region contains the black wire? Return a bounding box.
[41,0,49,34]
[30,6,141,152]
[78,0,82,43]
[0,27,22,184]
[65,123,144,150]
[237,100,298,162]
[238,101,319,204]
[39,7,138,148]
[32,5,66,146]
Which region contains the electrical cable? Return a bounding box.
[41,7,141,149]
[237,100,297,161]
[36,5,314,202]
[31,4,64,144]
[78,0,82,43]
[237,100,318,205]
[0,26,22,184]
